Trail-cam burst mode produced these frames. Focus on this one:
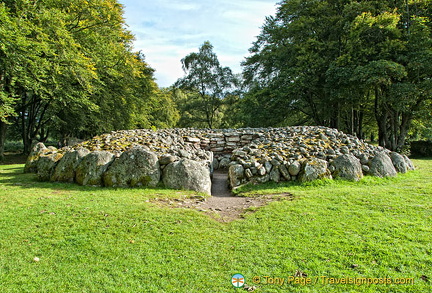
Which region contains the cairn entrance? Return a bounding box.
[211,170,232,197]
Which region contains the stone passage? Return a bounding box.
[25,126,415,194]
[211,170,231,197]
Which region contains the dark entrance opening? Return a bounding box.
[211,170,232,197]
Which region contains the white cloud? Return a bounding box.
[120,0,277,87]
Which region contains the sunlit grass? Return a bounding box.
[0,159,431,292]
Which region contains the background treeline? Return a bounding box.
[1,0,431,159]
[0,0,179,158]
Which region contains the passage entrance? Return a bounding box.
[210,170,232,197]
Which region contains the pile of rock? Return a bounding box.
[24,126,414,194]
[225,127,414,188]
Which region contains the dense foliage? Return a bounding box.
[174,41,238,129]
[241,0,432,151]
[0,0,177,158]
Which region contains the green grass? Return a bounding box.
[0,159,431,292]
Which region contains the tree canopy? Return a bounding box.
[0,0,177,157]
[241,0,432,151]
[175,41,238,129]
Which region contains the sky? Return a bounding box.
[119,0,278,87]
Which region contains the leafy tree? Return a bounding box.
[0,0,168,157]
[175,41,237,128]
[242,0,432,151]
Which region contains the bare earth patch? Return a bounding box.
[153,193,294,223]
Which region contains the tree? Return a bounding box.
[0,0,168,157]
[175,41,237,128]
[242,0,432,151]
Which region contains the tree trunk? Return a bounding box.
[0,121,7,161]
[396,112,412,152]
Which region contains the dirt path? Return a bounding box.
[155,170,294,222]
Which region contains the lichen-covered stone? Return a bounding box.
[270,168,281,182]
[103,147,160,187]
[51,148,90,182]
[390,152,408,174]
[332,154,363,181]
[279,164,291,181]
[228,164,245,188]
[299,158,332,182]
[36,153,64,181]
[288,161,301,176]
[159,155,179,165]
[162,159,211,194]
[370,153,397,178]
[24,142,48,173]
[75,151,114,186]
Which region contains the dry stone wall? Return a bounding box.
[25,126,415,194]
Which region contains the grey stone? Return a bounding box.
[279,165,291,180]
[264,161,273,173]
[288,161,301,176]
[332,154,363,181]
[36,153,64,181]
[228,164,245,188]
[359,154,369,165]
[103,147,160,187]
[254,174,270,184]
[75,151,115,186]
[369,153,397,178]
[219,158,231,169]
[390,152,408,174]
[162,159,211,195]
[362,165,370,173]
[271,158,281,167]
[212,157,219,170]
[403,155,415,171]
[299,158,332,182]
[159,155,179,165]
[51,148,90,182]
[270,168,281,182]
[24,142,48,173]
[340,146,350,154]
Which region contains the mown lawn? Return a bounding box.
[0,159,431,292]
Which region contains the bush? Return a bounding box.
[410,141,432,157]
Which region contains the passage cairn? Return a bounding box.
[25,126,414,195]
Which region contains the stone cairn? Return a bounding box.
[24,126,415,195]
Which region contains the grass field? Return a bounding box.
[0,159,431,292]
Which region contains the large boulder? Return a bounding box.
[403,155,415,171]
[75,151,114,186]
[24,142,48,173]
[288,161,301,176]
[299,158,332,182]
[103,146,160,187]
[228,164,245,188]
[36,153,64,181]
[162,159,211,195]
[369,152,397,178]
[332,154,363,181]
[390,152,408,174]
[51,148,90,182]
